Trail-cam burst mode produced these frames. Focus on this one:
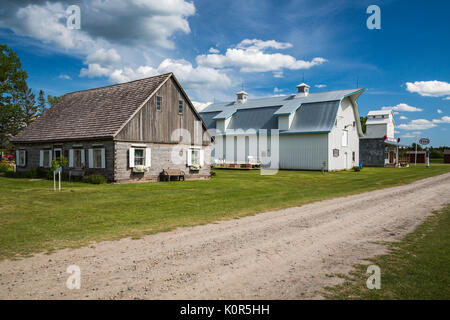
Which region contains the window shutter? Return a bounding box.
[101,148,105,169]
[69,149,74,167]
[48,150,52,165]
[200,149,205,166]
[81,149,85,165]
[129,147,135,168]
[145,147,151,167]
[40,150,44,167]
[187,148,192,166]
[16,151,19,166]
[23,150,27,166]
[88,149,94,168]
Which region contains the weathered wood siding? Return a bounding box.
[115,77,209,145]
[114,141,211,182]
[14,140,115,181]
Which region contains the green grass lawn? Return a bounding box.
[0,164,449,260]
[324,205,450,299]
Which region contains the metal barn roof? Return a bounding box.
[199,88,364,135]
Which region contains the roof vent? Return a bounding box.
[296,83,310,97]
[236,90,248,104]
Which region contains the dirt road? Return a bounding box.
[1,173,449,299]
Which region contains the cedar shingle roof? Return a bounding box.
[11,73,171,143]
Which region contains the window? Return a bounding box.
[191,149,200,165]
[156,96,162,111]
[93,149,102,168]
[43,150,50,167]
[74,149,83,168]
[352,151,355,162]
[17,150,26,167]
[342,130,348,147]
[54,148,62,159]
[178,100,183,114]
[134,148,145,166]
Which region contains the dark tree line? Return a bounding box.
[0,44,60,153]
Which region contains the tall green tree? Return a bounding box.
[19,85,38,127]
[47,94,61,107]
[0,44,28,151]
[360,116,368,134]
[38,89,46,115]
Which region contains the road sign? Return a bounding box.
[419,138,430,145]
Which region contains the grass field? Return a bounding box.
[324,205,450,299]
[0,164,449,260]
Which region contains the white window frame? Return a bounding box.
[69,148,85,168]
[342,130,348,147]
[40,149,52,167]
[16,149,27,167]
[88,148,105,169]
[187,147,204,167]
[129,146,151,168]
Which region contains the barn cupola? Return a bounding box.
[236,90,248,104]
[296,83,310,97]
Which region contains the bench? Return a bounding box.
[160,169,185,182]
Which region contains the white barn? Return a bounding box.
[199,83,365,171]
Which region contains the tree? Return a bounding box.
[0,44,28,152]
[38,89,46,115]
[19,85,38,127]
[360,116,367,134]
[47,94,61,107]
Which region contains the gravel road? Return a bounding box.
[1,173,449,299]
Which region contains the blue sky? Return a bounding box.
[1,0,449,146]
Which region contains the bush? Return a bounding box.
[0,163,12,173]
[27,167,47,179]
[82,174,107,184]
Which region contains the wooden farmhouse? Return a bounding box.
[11,73,212,182]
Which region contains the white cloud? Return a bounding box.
[381,103,423,112]
[85,48,121,66]
[397,119,437,130]
[444,97,450,100]
[80,63,112,78]
[208,47,220,54]
[236,39,293,50]
[196,39,327,73]
[437,109,443,114]
[399,116,408,120]
[58,74,71,80]
[432,116,450,124]
[315,84,327,88]
[83,58,232,95]
[192,101,211,112]
[273,87,283,93]
[406,80,450,98]
[0,0,196,52]
[400,133,416,138]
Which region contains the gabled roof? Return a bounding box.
[200,88,364,135]
[11,73,196,143]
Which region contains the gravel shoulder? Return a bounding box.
[1,172,449,300]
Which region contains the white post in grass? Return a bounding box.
[54,171,56,191]
[59,170,61,192]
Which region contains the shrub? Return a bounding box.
[82,174,107,184]
[27,167,47,179]
[0,163,12,173]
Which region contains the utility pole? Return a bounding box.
[415,136,418,166]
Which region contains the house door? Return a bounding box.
[389,151,394,164]
[54,148,62,160]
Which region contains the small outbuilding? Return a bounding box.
[444,149,450,163]
[407,151,427,164]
